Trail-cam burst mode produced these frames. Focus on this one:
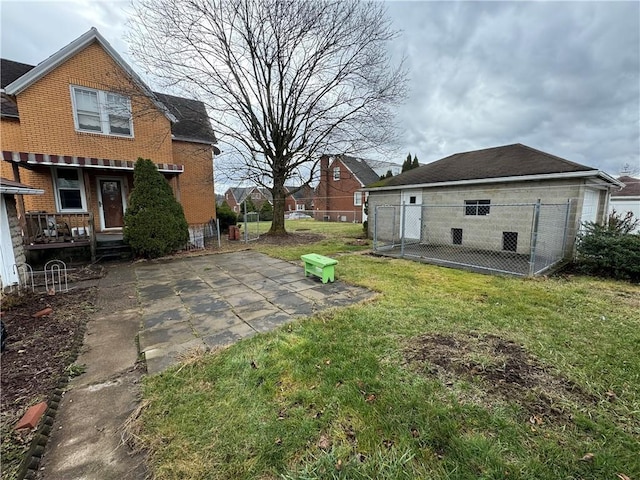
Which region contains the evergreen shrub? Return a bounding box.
[123,158,189,258]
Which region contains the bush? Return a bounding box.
[123,158,189,258]
[575,211,640,282]
[216,201,237,232]
[259,201,273,221]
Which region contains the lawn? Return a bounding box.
[135,221,640,479]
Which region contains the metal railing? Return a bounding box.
[372,201,571,276]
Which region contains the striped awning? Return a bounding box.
[2,151,184,173]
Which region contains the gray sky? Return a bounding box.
[1,0,639,179]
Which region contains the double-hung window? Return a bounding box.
[71,86,133,137]
[54,167,86,212]
[333,167,340,181]
[354,191,363,206]
[464,199,490,216]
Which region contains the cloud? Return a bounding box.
[386,1,639,175]
[1,0,638,178]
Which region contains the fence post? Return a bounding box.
[561,199,571,258]
[243,201,248,243]
[401,202,406,257]
[373,206,378,252]
[529,199,541,276]
[89,213,96,262]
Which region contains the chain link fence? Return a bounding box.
[373,201,571,276]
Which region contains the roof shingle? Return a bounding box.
[376,144,595,188]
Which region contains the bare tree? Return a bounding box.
[127,0,406,234]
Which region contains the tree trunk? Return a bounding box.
[268,179,287,235]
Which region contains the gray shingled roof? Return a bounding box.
[374,144,596,188]
[0,58,216,144]
[153,92,216,144]
[615,176,640,197]
[338,155,381,186]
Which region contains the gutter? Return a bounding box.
[0,187,44,195]
[363,170,624,192]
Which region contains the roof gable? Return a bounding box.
[376,144,608,188]
[3,28,176,123]
[335,155,380,186]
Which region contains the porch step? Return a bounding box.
[95,239,132,261]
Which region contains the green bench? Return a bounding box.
[301,253,338,284]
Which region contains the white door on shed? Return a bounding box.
[580,189,600,230]
[401,190,422,240]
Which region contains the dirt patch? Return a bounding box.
[0,283,99,477]
[404,332,596,423]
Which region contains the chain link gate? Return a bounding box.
[373,201,570,276]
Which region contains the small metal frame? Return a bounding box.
[11,263,35,292]
[44,260,68,293]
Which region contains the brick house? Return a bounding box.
[285,184,314,212]
[0,28,219,247]
[314,154,383,223]
[224,187,272,214]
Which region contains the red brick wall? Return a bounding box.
[314,156,364,222]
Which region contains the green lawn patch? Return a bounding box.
[134,236,640,479]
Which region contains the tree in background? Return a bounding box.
[128,0,406,235]
[123,158,189,258]
[379,169,394,180]
[401,153,412,172]
[402,153,420,172]
[260,201,274,221]
[216,201,237,232]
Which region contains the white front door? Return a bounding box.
[401,190,422,240]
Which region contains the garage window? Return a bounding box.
[465,199,490,216]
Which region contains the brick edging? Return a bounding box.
[16,320,88,480]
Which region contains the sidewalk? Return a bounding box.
[35,252,374,479]
[36,264,146,480]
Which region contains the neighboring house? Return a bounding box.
[224,186,272,214]
[0,178,43,288]
[315,154,387,223]
[610,175,640,233]
[285,184,314,212]
[365,143,622,271]
[0,28,219,250]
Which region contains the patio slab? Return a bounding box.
[135,251,375,374]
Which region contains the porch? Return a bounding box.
[23,212,97,260]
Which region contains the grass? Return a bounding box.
[136,221,640,479]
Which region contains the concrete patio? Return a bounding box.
[136,251,374,374]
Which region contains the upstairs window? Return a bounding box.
[71,86,133,137]
[464,199,490,216]
[333,167,340,180]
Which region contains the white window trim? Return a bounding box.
[296,203,305,211]
[52,166,87,213]
[333,167,340,181]
[354,191,363,206]
[70,85,134,138]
